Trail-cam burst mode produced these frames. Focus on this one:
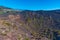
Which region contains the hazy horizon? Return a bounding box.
[0,0,60,10]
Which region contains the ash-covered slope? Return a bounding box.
[0,6,60,40]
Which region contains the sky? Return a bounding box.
[0,0,60,10]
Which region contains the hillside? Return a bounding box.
[0,6,60,40]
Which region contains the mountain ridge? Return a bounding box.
[0,6,60,40]
[1,6,60,11]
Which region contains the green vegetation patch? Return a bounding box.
[0,11,4,14]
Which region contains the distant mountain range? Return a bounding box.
[0,6,60,40]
